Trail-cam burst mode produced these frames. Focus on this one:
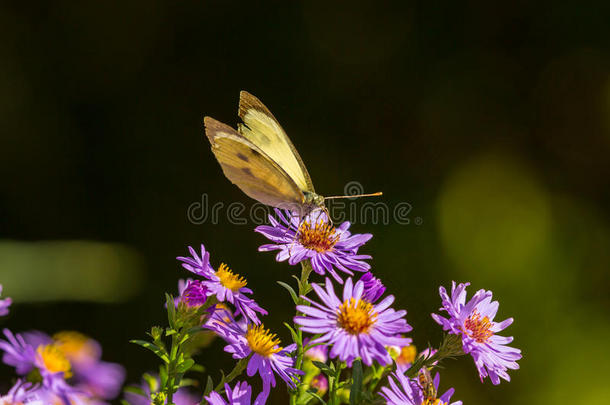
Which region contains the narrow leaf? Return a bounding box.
[130,340,169,363]
[277,281,299,304]
[177,358,195,373]
[350,359,363,405]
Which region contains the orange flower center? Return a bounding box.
[422,399,446,405]
[37,344,72,378]
[53,331,97,364]
[245,324,281,357]
[216,263,247,292]
[298,219,339,252]
[463,311,493,343]
[397,344,417,365]
[337,298,378,335]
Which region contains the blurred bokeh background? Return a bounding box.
[1,1,609,403]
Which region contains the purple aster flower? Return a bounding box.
[0,329,76,399]
[177,244,267,324]
[294,277,411,366]
[52,331,125,400]
[206,316,303,390]
[255,209,372,283]
[380,371,462,405]
[359,272,386,303]
[0,329,124,403]
[180,279,209,307]
[205,381,269,405]
[0,380,43,404]
[0,285,11,317]
[310,374,328,396]
[124,375,199,405]
[431,282,522,385]
[0,329,37,375]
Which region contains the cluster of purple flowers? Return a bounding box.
[253,208,521,403]
[176,243,303,399]
[0,197,523,405]
[0,328,125,404]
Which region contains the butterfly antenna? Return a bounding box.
[324,191,383,200]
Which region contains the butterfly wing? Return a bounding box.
[204,117,305,209]
[237,91,315,193]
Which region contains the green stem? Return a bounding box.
[328,361,343,405]
[165,333,180,404]
[214,358,249,392]
[290,261,314,405]
[368,364,389,392]
[405,334,464,378]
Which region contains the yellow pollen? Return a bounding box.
[36,344,72,378]
[463,311,494,343]
[298,219,339,252]
[397,344,417,365]
[53,331,97,363]
[216,263,247,292]
[245,324,281,357]
[337,298,378,335]
[422,399,446,405]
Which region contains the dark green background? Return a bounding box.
[2,1,609,403]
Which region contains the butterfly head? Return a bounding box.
[303,191,325,208]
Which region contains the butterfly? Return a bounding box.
[203,91,380,215]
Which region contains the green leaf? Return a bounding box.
[177,358,195,373]
[305,388,328,404]
[179,378,198,387]
[143,372,160,392]
[312,360,333,376]
[190,364,206,373]
[277,281,299,304]
[130,340,169,363]
[204,376,214,396]
[350,359,363,405]
[165,293,176,327]
[185,326,204,336]
[159,365,168,386]
[123,386,147,397]
[283,322,299,344]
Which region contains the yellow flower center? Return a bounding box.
[216,263,247,292]
[463,311,493,343]
[37,344,72,378]
[422,399,446,405]
[337,298,378,335]
[53,331,97,364]
[397,344,417,365]
[298,219,339,253]
[245,324,281,357]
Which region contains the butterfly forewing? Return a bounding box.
[204,117,305,209]
[237,91,315,193]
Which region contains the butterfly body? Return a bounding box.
[204,91,324,215]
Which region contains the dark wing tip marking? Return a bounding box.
[241,167,254,177]
[238,90,274,119]
[236,153,249,162]
[203,116,237,145]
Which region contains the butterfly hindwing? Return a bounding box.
[204,117,305,209]
[237,91,315,193]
